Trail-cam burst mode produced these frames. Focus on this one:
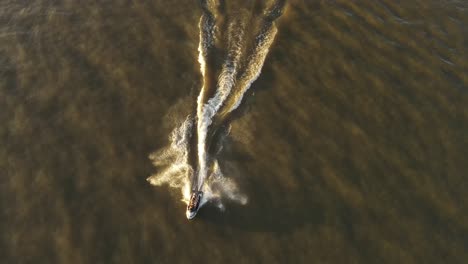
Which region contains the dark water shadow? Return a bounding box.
[202,130,325,233]
[199,192,325,234]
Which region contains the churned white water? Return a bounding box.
[148,0,285,214]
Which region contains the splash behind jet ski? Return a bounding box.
[186,190,203,220]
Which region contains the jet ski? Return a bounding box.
[186,190,203,220]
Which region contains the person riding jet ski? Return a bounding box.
[186,190,203,219]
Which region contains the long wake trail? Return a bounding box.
[148,0,286,214]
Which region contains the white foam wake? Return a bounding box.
[147,116,193,203]
[147,116,247,208]
[148,0,285,213]
[196,16,246,190]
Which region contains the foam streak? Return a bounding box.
[149,0,286,212]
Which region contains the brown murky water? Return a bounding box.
[1,1,467,263]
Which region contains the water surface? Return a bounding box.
[1,0,467,263]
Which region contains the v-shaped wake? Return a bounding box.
[148,0,286,219]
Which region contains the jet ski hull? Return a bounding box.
[186,210,198,220]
